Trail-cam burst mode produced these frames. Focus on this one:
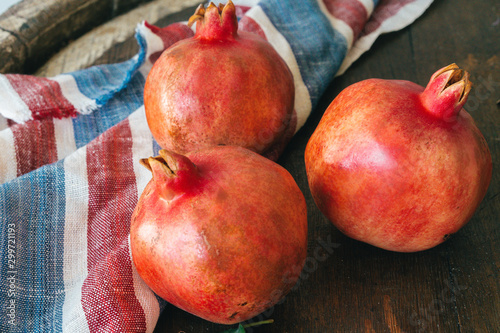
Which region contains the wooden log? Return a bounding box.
[35,0,200,77]
[0,0,154,74]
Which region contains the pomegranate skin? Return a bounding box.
[143,2,295,161]
[130,146,307,324]
[305,64,492,252]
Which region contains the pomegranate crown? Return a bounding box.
[420,63,472,122]
[140,150,201,200]
[187,1,238,40]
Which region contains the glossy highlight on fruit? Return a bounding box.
[130,146,308,324]
[143,1,296,161]
[305,64,492,252]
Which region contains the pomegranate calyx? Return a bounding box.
[140,150,201,200]
[188,1,238,40]
[420,63,472,122]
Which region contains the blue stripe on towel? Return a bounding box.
[72,73,146,149]
[259,0,349,110]
[0,161,66,332]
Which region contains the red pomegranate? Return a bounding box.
[305,64,492,252]
[130,146,308,324]
[143,1,295,161]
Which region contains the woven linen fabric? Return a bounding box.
[0,0,433,332]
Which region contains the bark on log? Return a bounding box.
[0,0,153,74]
[35,0,199,77]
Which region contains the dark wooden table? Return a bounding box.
[2,0,498,332]
[157,1,500,332]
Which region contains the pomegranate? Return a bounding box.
[130,146,307,324]
[305,64,492,252]
[143,1,295,161]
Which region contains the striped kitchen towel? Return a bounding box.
[0,0,433,332]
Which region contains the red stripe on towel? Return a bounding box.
[322,0,368,40]
[6,74,78,119]
[362,0,417,36]
[82,118,146,332]
[11,118,57,177]
[145,22,195,64]
[239,15,267,39]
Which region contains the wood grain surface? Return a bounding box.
[4,0,498,332]
[153,1,500,332]
[35,0,200,76]
[0,0,154,74]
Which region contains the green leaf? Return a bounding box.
[219,319,274,333]
[220,323,246,333]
